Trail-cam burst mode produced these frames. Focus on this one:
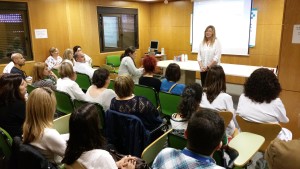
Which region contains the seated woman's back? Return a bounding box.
[23,87,66,164]
[139,56,161,92]
[236,68,291,141]
[62,103,136,169]
[160,63,185,95]
[110,75,162,131]
[56,62,87,101]
[86,68,116,111]
[199,65,235,136]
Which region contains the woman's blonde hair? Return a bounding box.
[202,25,216,46]
[58,62,75,78]
[63,48,74,63]
[114,75,134,98]
[49,47,58,56]
[32,62,47,83]
[23,87,56,143]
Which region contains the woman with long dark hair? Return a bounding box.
[63,103,136,169]
[118,46,143,84]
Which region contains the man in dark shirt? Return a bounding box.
[10,53,27,80]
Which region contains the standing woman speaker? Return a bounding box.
[197,25,221,87]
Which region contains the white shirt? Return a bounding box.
[84,54,92,67]
[118,56,143,84]
[45,56,63,70]
[236,94,288,123]
[74,61,95,79]
[85,87,116,111]
[62,59,74,66]
[3,61,14,73]
[57,77,87,101]
[201,92,236,136]
[30,128,66,164]
[236,93,292,140]
[197,39,221,67]
[78,149,117,169]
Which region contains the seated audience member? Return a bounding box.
[110,75,162,131]
[10,52,27,80]
[62,104,136,169]
[236,68,292,141]
[62,48,75,66]
[3,52,14,73]
[23,87,66,164]
[73,52,95,79]
[139,55,161,92]
[86,68,116,111]
[118,46,143,84]
[73,45,92,66]
[265,138,300,169]
[56,62,87,101]
[32,62,57,91]
[201,65,236,136]
[160,63,185,95]
[45,47,62,70]
[171,83,202,130]
[152,108,225,169]
[0,74,27,138]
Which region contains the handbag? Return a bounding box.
[108,149,150,169]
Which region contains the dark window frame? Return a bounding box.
[97,6,139,53]
[0,1,33,64]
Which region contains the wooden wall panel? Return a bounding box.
[277,0,300,138]
[0,0,150,73]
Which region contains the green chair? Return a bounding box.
[73,99,105,130]
[108,79,115,90]
[54,90,74,115]
[27,84,36,94]
[51,68,60,78]
[53,114,71,134]
[158,91,181,116]
[167,131,187,150]
[141,129,172,165]
[0,127,13,163]
[134,84,159,108]
[106,55,121,73]
[75,72,92,92]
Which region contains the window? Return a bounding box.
[0,2,33,64]
[97,7,139,53]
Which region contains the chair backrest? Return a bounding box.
[53,114,71,134]
[158,91,181,116]
[134,84,159,108]
[73,99,105,130]
[0,127,13,162]
[141,129,172,165]
[51,68,60,78]
[54,90,74,115]
[106,55,121,67]
[27,84,36,94]
[105,109,151,157]
[75,72,91,91]
[219,111,233,127]
[10,137,57,169]
[108,79,115,90]
[236,116,281,152]
[167,131,187,150]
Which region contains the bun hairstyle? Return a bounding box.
[178,83,203,119]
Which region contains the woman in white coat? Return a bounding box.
[118,46,143,84]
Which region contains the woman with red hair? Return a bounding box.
[138,56,161,92]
